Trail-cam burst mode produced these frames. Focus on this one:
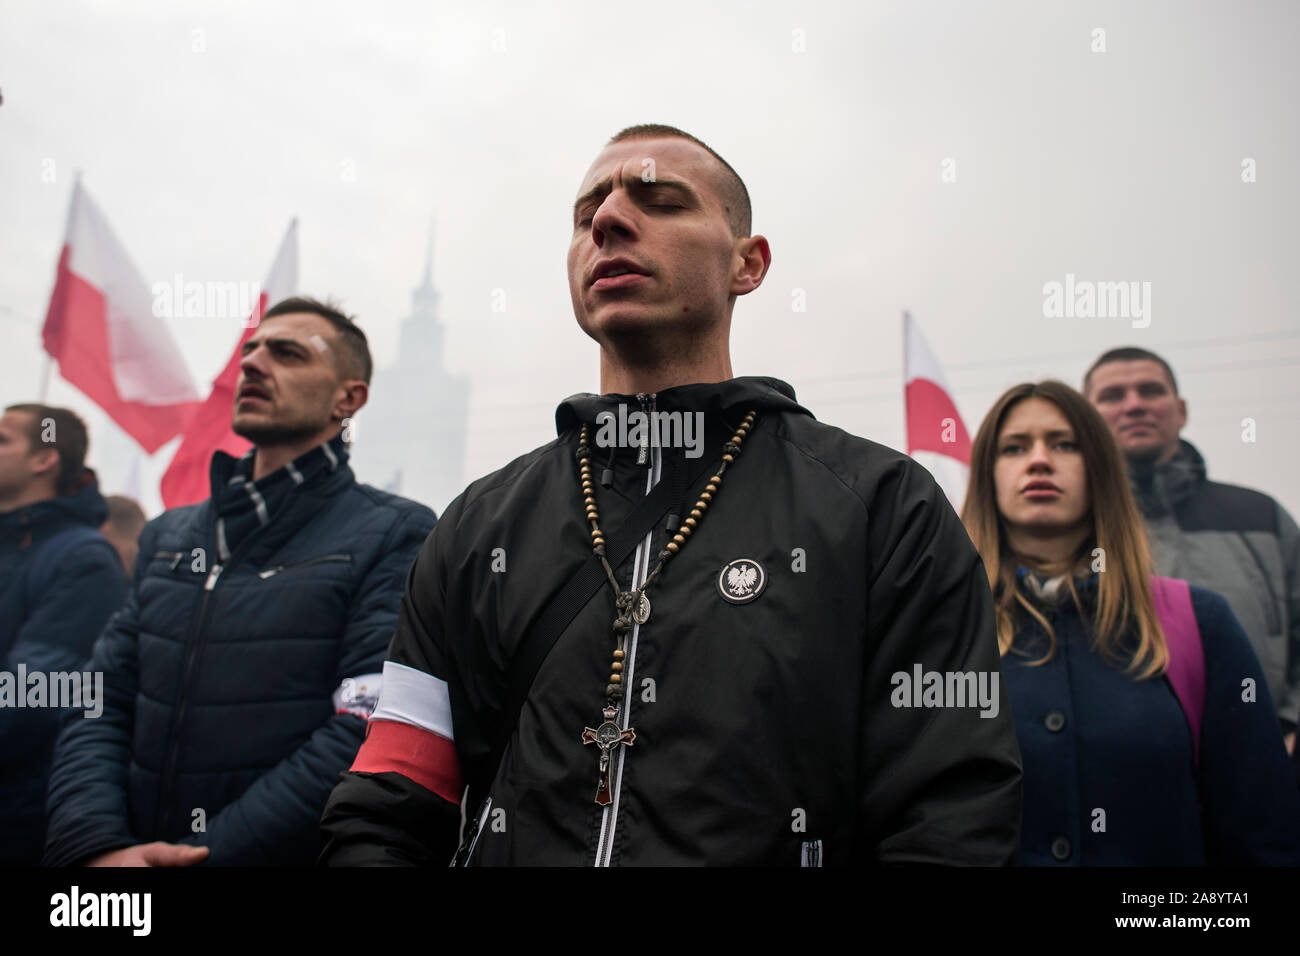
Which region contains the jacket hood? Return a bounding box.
[0,468,109,539]
[1127,438,1207,515]
[554,376,813,435]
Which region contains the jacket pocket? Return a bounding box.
[151,550,186,571]
[258,553,352,579]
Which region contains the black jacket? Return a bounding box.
[321,378,1022,865]
[43,438,436,866]
[0,474,126,864]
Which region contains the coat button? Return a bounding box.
[1051,837,1071,861]
[1044,710,1066,732]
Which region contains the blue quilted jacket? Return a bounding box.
[1,475,126,864]
[42,438,436,866]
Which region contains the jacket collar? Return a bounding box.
[1127,438,1206,514]
[208,433,350,504]
[0,469,110,543]
[1015,561,1097,606]
[207,434,352,563]
[554,376,813,436]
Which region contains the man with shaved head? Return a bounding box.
[323,125,1021,866]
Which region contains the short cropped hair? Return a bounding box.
[104,494,147,538]
[1083,347,1179,397]
[4,403,90,496]
[607,124,752,238]
[260,296,373,384]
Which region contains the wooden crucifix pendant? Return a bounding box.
[581,705,636,806]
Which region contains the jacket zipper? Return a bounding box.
[593,393,659,867]
[258,553,351,579]
[156,556,225,836]
[1237,534,1282,634]
[461,796,493,867]
[155,491,303,837]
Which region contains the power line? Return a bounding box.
[448,330,1300,414]
[0,304,41,327]
[797,354,1300,401]
[793,327,1300,387]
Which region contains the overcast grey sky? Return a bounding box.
[2,0,1297,518]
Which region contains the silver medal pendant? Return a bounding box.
[633,591,651,625]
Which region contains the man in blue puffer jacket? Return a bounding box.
[1,405,127,865]
[43,296,437,867]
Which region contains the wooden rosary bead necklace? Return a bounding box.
[576,409,758,805]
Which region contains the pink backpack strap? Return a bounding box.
[1150,575,1205,768]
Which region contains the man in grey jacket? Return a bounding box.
[1085,347,1300,751]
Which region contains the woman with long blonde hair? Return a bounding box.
[962,380,1300,865]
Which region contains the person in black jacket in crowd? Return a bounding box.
[0,404,126,865]
[962,380,1300,865]
[42,297,436,867]
[320,125,1023,866]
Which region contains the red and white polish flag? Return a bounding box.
[159,220,298,509]
[41,180,202,453]
[903,311,971,512]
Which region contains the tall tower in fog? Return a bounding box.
[353,221,469,515]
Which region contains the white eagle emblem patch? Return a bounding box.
[717,558,766,604]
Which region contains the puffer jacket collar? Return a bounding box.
[208,433,350,502]
[1127,438,1207,517]
[0,470,109,547]
[202,434,355,565]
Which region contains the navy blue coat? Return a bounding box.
[1004,577,1300,865]
[42,445,436,866]
[0,476,127,864]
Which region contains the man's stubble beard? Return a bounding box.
[1122,438,1169,467]
[1121,441,1164,488]
[585,305,723,364]
[231,415,327,449]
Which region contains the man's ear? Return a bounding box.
[334,381,369,421]
[1177,396,1188,430]
[731,235,771,297]
[29,447,59,482]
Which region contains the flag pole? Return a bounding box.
[902,310,910,440]
[39,170,81,405]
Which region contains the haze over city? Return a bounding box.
[2,0,1296,518]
